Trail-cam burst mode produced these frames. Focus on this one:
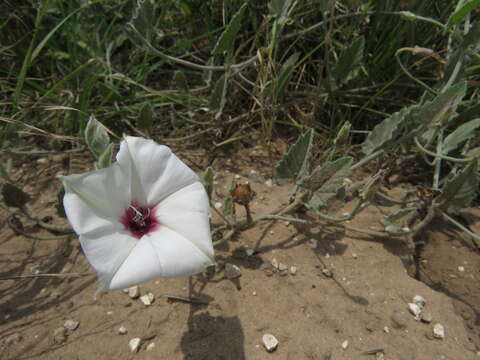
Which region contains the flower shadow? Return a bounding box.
[180,311,246,360]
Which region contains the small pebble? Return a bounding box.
[118,326,128,335]
[408,303,422,320]
[278,263,288,272]
[245,248,255,257]
[391,311,408,329]
[271,258,279,269]
[53,327,67,344]
[214,202,223,210]
[383,326,390,333]
[140,292,155,306]
[262,334,279,352]
[290,266,297,275]
[146,342,155,351]
[458,266,465,272]
[341,340,349,350]
[421,313,433,323]
[322,268,333,278]
[352,253,358,259]
[433,323,445,339]
[412,295,426,307]
[127,286,140,299]
[234,174,241,180]
[30,266,41,275]
[265,179,273,187]
[252,291,257,296]
[63,319,79,331]
[129,337,142,353]
[225,263,242,279]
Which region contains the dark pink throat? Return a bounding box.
[121,202,159,239]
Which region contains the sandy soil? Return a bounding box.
[0,146,479,360]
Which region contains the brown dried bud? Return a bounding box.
[231,182,255,205]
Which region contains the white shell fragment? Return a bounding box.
[341,340,349,350]
[140,292,155,306]
[129,337,142,353]
[118,326,128,335]
[63,319,79,331]
[262,334,279,352]
[225,263,241,279]
[127,286,140,299]
[433,323,445,339]
[412,295,426,307]
[408,303,422,320]
[290,266,297,275]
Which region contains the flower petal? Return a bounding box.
[109,226,214,290]
[78,228,137,293]
[60,163,131,236]
[155,181,214,262]
[116,136,198,205]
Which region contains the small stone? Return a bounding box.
[234,174,241,180]
[412,295,426,307]
[341,340,349,350]
[271,258,279,269]
[118,326,128,335]
[5,333,22,345]
[63,319,79,331]
[106,311,113,315]
[225,263,241,279]
[322,268,333,278]
[129,337,142,353]
[433,323,445,339]
[53,327,67,344]
[421,313,433,323]
[262,334,278,352]
[278,263,288,272]
[391,311,408,329]
[290,266,297,275]
[352,253,358,259]
[383,326,390,333]
[37,158,49,165]
[30,265,41,275]
[265,179,273,187]
[458,266,465,272]
[252,291,257,296]
[127,286,140,299]
[214,202,223,210]
[279,269,289,276]
[146,342,155,351]
[376,352,385,360]
[245,248,255,257]
[408,303,422,319]
[140,293,154,306]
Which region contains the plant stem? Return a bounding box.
[442,211,480,248]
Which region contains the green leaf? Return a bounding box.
[443,118,480,155]
[436,161,479,212]
[1,183,31,208]
[448,0,480,26]
[137,103,154,135]
[332,36,365,85]
[96,143,115,170]
[223,197,234,218]
[275,129,314,184]
[305,157,353,210]
[381,207,417,233]
[174,70,189,92]
[85,115,110,159]
[418,82,466,129]
[203,167,215,200]
[334,121,351,145]
[269,0,292,25]
[272,52,300,101]
[212,3,247,55]
[209,73,229,113]
[362,106,414,155]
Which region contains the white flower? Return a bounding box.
[59,136,214,295]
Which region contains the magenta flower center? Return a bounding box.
[121,203,159,239]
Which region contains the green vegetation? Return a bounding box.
[1,1,479,248]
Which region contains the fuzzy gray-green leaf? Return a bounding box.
[96,143,114,170]
[273,52,300,101]
[275,129,314,184]
[381,207,417,233]
[209,73,228,113]
[212,3,247,55]
[436,161,479,212]
[306,157,353,210]
[85,115,110,159]
[443,118,480,155]
[332,36,365,85]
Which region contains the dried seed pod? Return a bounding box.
[231,182,255,205]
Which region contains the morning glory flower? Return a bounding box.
[59,136,215,295]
